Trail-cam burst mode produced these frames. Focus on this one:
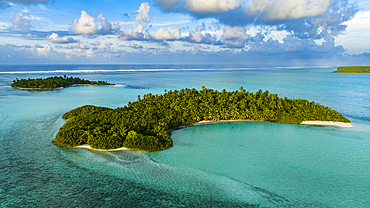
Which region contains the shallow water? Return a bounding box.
[0,65,369,207]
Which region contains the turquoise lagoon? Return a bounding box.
[0,65,369,207]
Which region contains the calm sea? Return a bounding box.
[0,65,369,207]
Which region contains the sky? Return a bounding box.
[0,0,370,66]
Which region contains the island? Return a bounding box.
[11,75,114,89]
[53,87,351,152]
[333,66,370,73]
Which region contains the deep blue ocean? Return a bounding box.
[0,65,369,207]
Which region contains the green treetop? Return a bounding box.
[11,75,114,89]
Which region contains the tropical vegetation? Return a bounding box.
[11,75,114,89]
[333,66,370,73]
[53,87,350,151]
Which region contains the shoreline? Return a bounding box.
[195,119,353,127]
[73,119,352,152]
[74,144,133,151]
[300,121,353,127]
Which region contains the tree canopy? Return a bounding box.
[334,66,370,73]
[53,87,350,151]
[11,75,114,89]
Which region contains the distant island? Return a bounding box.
[333,66,370,73]
[11,75,114,89]
[53,87,351,152]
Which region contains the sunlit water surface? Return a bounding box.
[0,65,369,207]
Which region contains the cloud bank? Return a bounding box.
[155,0,358,39]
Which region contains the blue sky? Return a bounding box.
[0,0,370,66]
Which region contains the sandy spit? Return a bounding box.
[300,121,352,127]
[74,144,132,151]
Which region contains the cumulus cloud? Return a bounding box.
[223,26,248,40]
[248,0,330,21]
[70,11,98,36]
[116,22,144,40]
[47,33,77,44]
[11,12,31,30]
[97,14,112,35]
[115,3,152,41]
[70,11,112,36]
[136,2,151,24]
[186,25,217,44]
[152,27,181,40]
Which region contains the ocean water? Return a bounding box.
[0,65,369,207]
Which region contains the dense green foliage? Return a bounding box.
[53,87,350,151]
[334,66,370,73]
[11,75,114,89]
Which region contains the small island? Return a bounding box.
[53,87,351,152]
[333,66,370,73]
[11,75,114,89]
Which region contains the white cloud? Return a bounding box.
[104,42,113,51]
[70,11,113,36]
[47,33,77,44]
[115,3,152,41]
[248,0,331,21]
[86,48,94,57]
[0,21,10,29]
[335,10,370,54]
[152,27,181,40]
[186,25,217,44]
[223,26,249,40]
[136,2,151,24]
[119,42,143,49]
[90,41,101,46]
[70,11,98,35]
[184,0,240,13]
[76,41,89,49]
[11,12,31,29]
[21,33,38,39]
[97,14,112,35]
[35,43,52,56]
[116,23,144,40]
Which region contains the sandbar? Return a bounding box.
[300,121,352,127]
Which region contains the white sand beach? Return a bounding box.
[300,121,353,127]
[74,144,131,151]
[197,119,353,127]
